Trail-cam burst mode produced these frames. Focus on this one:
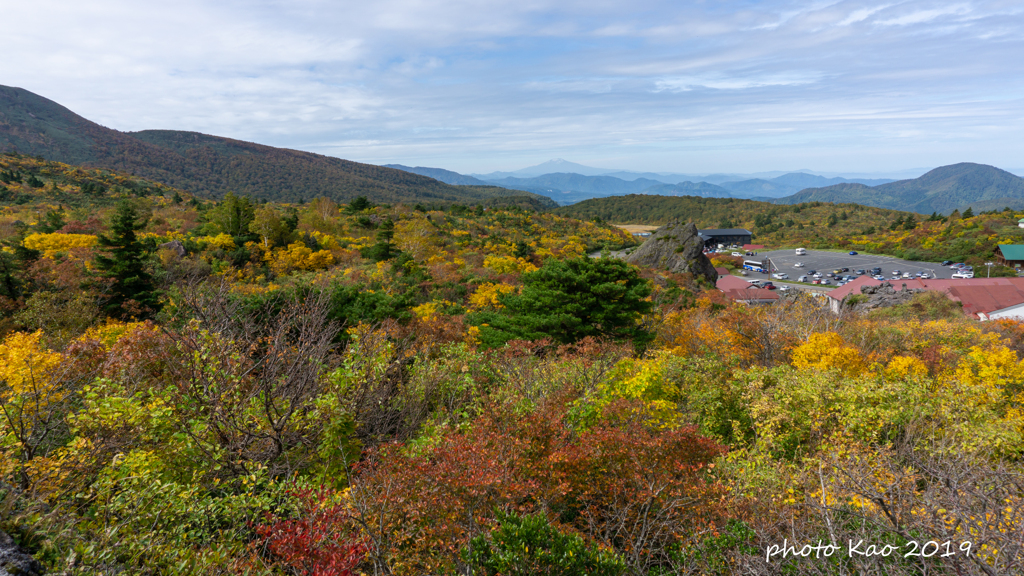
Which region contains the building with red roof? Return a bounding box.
[826,276,1024,319]
[716,275,780,304]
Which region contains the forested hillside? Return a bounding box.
[778,163,1024,214]
[0,86,552,207]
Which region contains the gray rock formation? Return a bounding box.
[0,530,44,576]
[847,282,923,311]
[625,221,717,284]
[159,240,186,258]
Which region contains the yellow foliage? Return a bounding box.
[483,255,537,275]
[267,242,335,274]
[884,356,929,379]
[468,282,516,309]
[0,331,63,404]
[22,232,98,257]
[79,320,149,350]
[412,302,441,320]
[197,233,236,251]
[792,332,865,375]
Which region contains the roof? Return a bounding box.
[717,275,755,290]
[742,244,765,250]
[828,276,1024,318]
[947,285,1024,316]
[698,229,753,236]
[715,267,730,276]
[721,288,779,302]
[998,245,1024,260]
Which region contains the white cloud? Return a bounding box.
[0,0,1021,173]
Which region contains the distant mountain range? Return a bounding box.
[392,160,1024,214]
[775,163,1024,214]
[0,85,553,208]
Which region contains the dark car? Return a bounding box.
[941,260,953,266]
[870,267,882,274]
[841,267,849,272]
[807,269,817,275]
[855,269,866,275]
[849,251,858,255]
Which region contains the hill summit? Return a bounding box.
[779,163,1024,214]
[0,85,553,207]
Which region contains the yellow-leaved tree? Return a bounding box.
[791,332,865,376]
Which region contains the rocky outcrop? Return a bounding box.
[847,282,923,311]
[159,240,186,258]
[0,530,44,576]
[625,220,717,284]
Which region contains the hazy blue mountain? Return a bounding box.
[720,173,896,199]
[383,164,490,186]
[776,163,1024,214]
[639,182,732,198]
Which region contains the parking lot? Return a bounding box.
[746,249,957,282]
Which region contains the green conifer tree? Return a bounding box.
[95,201,158,318]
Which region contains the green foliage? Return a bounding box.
[208,192,255,238]
[470,257,653,348]
[464,511,626,576]
[94,200,159,318]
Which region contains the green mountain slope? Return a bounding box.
[777,163,1024,214]
[0,85,553,207]
[383,164,491,186]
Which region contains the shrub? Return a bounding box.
[464,511,625,576]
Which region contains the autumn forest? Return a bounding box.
[1,153,1023,575]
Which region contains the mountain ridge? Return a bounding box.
[777,163,1024,214]
[0,85,554,207]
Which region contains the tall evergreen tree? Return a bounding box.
[95,201,158,318]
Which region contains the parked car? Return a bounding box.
[849,251,858,255]
[778,285,790,292]
[841,267,850,272]
[950,263,964,269]
[773,273,789,279]
[794,262,805,267]
[763,282,776,290]
[798,275,809,282]
[832,269,843,275]
[807,269,817,275]
[941,260,953,266]
[731,252,743,257]
[870,267,882,275]
[891,270,901,276]
[820,279,831,285]
[855,269,866,275]
[812,272,822,278]
[920,273,930,279]
[952,272,974,279]
[902,272,912,279]
[874,275,885,280]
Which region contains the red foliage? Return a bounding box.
[349,396,728,574]
[255,486,368,576]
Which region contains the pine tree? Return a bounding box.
[962,207,974,218]
[95,201,158,318]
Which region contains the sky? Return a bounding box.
[3,0,1024,175]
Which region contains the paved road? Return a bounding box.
[747,249,958,280]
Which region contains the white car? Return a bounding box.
[731,252,743,257]
[773,273,789,280]
[793,262,805,267]
[952,272,974,279]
